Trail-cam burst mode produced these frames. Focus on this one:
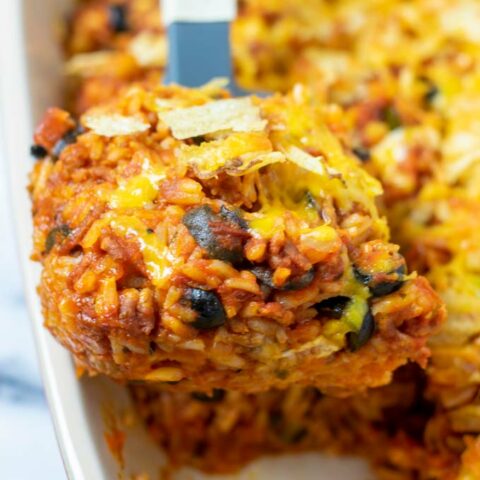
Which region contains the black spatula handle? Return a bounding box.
[163,0,237,89]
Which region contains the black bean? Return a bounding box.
[30,144,48,159]
[183,205,247,265]
[315,296,351,319]
[424,85,439,105]
[219,205,248,230]
[251,266,315,291]
[354,265,406,297]
[419,77,439,105]
[370,268,405,296]
[353,267,372,287]
[45,224,72,253]
[251,266,274,287]
[191,389,225,403]
[108,4,129,33]
[305,191,320,211]
[52,126,84,159]
[283,269,315,290]
[184,287,226,330]
[346,307,375,352]
[184,206,223,256]
[382,105,402,131]
[352,146,371,162]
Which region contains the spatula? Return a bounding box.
[162,0,243,95]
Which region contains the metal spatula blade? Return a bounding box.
[162,0,245,95]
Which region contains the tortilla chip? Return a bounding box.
[83,113,150,137]
[180,132,283,178]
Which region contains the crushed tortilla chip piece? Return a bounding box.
[180,132,283,178]
[82,113,150,137]
[128,32,167,68]
[159,97,267,140]
[226,152,285,176]
[197,77,230,95]
[285,146,337,177]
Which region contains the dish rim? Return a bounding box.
[0,1,111,478]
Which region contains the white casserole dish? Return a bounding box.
[0,0,374,478]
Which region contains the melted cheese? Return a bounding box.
[247,94,386,240]
[248,162,340,238]
[343,295,369,331]
[110,159,166,209]
[339,264,372,331]
[111,216,172,287]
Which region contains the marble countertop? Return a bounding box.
[0,149,65,479]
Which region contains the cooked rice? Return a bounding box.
[39,0,480,477]
[30,82,443,395]
[130,365,480,479]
